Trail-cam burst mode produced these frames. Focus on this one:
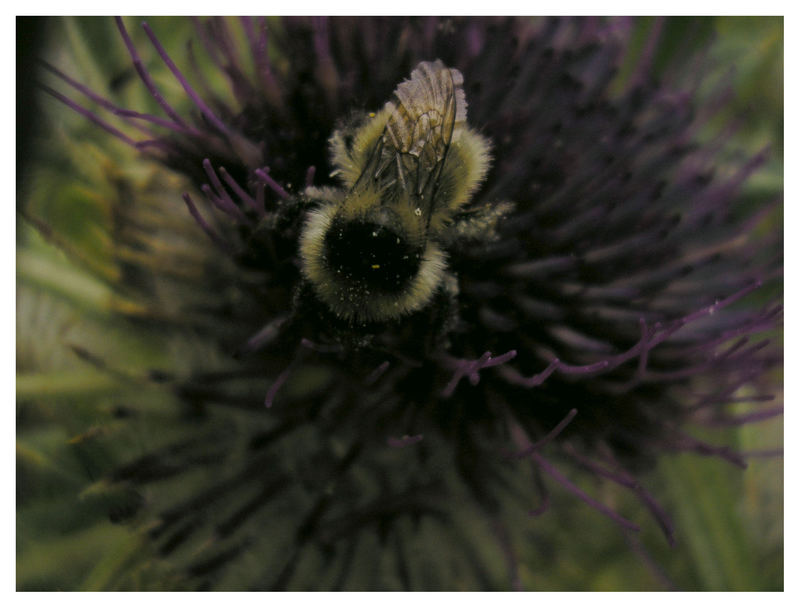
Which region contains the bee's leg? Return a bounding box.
[441,201,515,246]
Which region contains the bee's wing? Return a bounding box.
[356,61,467,214]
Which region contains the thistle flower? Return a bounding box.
[19,16,782,591]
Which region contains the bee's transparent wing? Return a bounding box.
[356,61,467,213]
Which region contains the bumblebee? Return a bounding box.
[300,60,503,324]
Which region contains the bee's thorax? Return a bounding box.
[323,216,423,294]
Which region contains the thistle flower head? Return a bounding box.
[22,16,782,590]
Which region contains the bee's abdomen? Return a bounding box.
[323,218,422,294]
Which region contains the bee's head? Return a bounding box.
[299,189,447,324]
